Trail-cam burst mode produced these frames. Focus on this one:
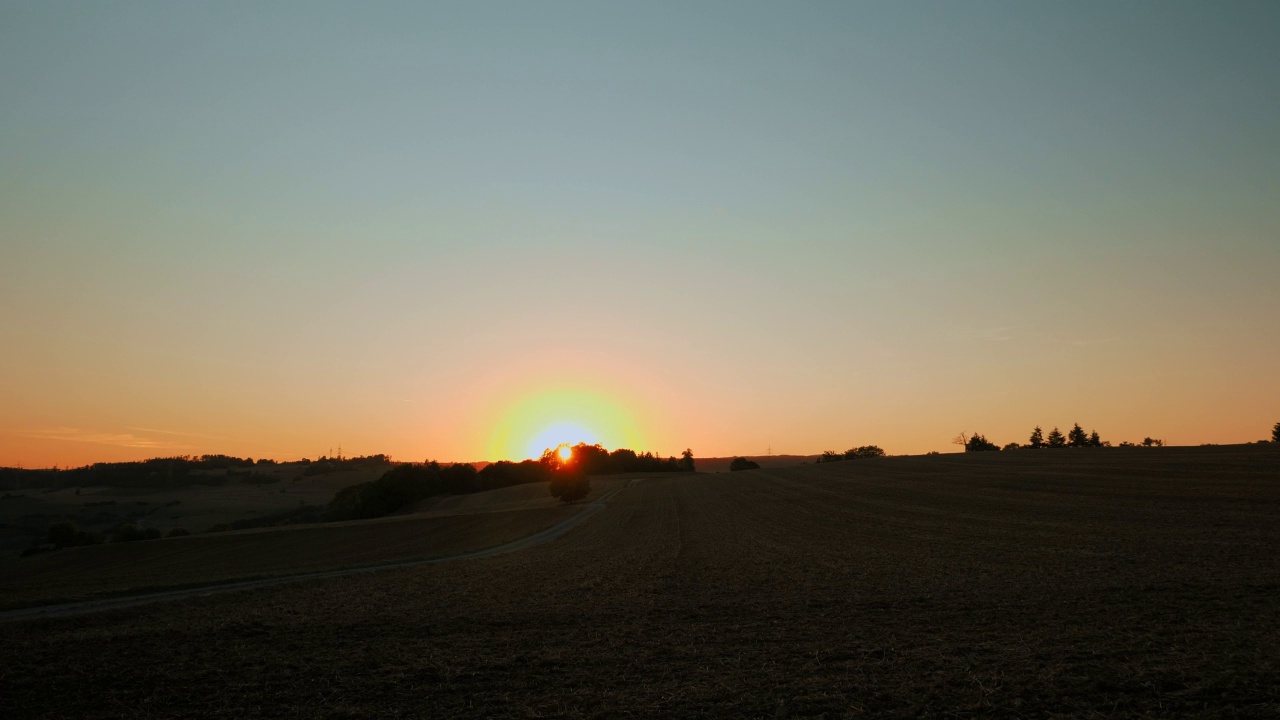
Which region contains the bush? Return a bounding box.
[110,523,145,543]
[47,520,81,547]
[167,527,190,538]
[845,445,885,459]
[729,457,761,471]
[549,472,590,504]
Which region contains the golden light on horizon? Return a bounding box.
[487,384,646,461]
[557,444,573,462]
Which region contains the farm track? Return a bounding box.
[3,446,1279,718]
[0,482,631,621]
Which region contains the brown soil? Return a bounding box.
[0,505,578,609]
[3,445,1278,718]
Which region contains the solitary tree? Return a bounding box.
[1273,422,1280,443]
[1028,426,1044,449]
[729,457,761,472]
[1046,427,1067,448]
[679,449,696,472]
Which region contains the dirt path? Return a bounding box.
[0,481,632,623]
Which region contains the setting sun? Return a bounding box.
[487,384,648,460]
[557,445,573,462]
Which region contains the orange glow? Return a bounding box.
[557,444,573,462]
[486,382,648,460]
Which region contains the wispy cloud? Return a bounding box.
[16,427,187,449]
[125,426,241,442]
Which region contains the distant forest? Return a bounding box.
[0,453,390,491]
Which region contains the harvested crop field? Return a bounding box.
[0,505,579,610]
[4,446,1279,718]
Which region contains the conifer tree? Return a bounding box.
[1046,427,1066,448]
[1028,425,1044,449]
[1067,423,1088,448]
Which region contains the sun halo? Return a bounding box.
[487,385,646,461]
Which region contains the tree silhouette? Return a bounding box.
[1028,426,1044,449]
[1088,430,1103,447]
[1273,422,1279,443]
[679,449,696,472]
[1067,423,1088,448]
[965,434,1000,452]
[1046,427,1066,448]
[549,470,590,503]
[729,457,760,471]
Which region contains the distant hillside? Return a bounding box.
[695,455,818,473]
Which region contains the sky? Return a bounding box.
[2,1,1278,467]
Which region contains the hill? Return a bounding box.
[3,445,1278,717]
[695,453,818,472]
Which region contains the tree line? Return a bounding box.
[815,445,886,463]
[0,453,402,491]
[957,424,1175,452]
[323,444,695,521]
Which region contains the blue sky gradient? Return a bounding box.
[2,1,1278,464]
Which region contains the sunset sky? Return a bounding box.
[3,2,1278,468]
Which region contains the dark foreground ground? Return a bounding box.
[4,445,1279,718]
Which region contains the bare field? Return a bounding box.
[0,467,389,556]
[3,446,1279,718]
[0,504,579,610]
[406,476,630,517]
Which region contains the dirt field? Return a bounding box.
[0,467,389,557]
[0,504,579,610]
[3,446,1278,718]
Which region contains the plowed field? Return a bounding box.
[4,446,1278,718]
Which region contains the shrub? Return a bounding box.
[729,457,761,471]
[845,445,886,459]
[549,473,590,504]
[167,527,190,538]
[47,520,81,547]
[110,523,145,543]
